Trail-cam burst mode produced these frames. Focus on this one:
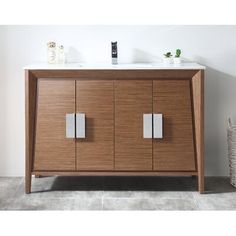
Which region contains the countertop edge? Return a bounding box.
[23,63,206,70]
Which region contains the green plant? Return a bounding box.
[175,49,181,58]
[164,52,172,58]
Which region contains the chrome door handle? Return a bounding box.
[143,114,153,138]
[153,114,163,138]
[66,113,75,138]
[76,113,86,138]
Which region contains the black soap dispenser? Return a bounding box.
[111,41,118,65]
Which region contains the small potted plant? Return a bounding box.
[163,52,172,64]
[173,49,182,64]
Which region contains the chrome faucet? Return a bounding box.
[111,41,118,65]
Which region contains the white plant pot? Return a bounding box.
[173,57,182,64]
[163,57,172,64]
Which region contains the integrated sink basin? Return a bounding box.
[111,63,154,68]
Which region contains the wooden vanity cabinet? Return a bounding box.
[25,69,204,193]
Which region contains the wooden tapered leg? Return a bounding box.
[192,70,204,194]
[35,175,42,178]
[25,173,32,194]
[25,70,37,194]
[198,174,204,194]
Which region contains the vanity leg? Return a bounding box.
[192,70,204,194]
[35,175,42,178]
[25,173,32,194]
[198,174,204,194]
[25,70,37,194]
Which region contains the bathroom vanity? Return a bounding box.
[24,63,205,193]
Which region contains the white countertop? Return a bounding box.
[24,62,205,70]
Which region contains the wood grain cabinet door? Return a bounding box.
[115,80,153,171]
[76,80,114,170]
[153,79,196,171]
[34,79,76,171]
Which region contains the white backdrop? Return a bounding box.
[0,25,236,176]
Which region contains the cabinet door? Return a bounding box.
[153,80,196,171]
[115,80,153,171]
[34,79,76,171]
[76,80,114,170]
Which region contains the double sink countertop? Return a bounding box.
[24,62,206,70]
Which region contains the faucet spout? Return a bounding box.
[111,41,118,65]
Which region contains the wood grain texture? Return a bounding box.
[31,70,199,80]
[115,80,153,170]
[34,79,76,171]
[25,70,37,193]
[192,71,204,193]
[153,79,196,171]
[33,171,198,176]
[76,80,114,170]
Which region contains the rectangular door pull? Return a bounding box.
[66,113,75,138]
[143,114,152,138]
[153,114,163,139]
[76,113,86,138]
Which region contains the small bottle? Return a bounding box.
[111,41,118,65]
[58,45,65,64]
[47,41,57,64]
